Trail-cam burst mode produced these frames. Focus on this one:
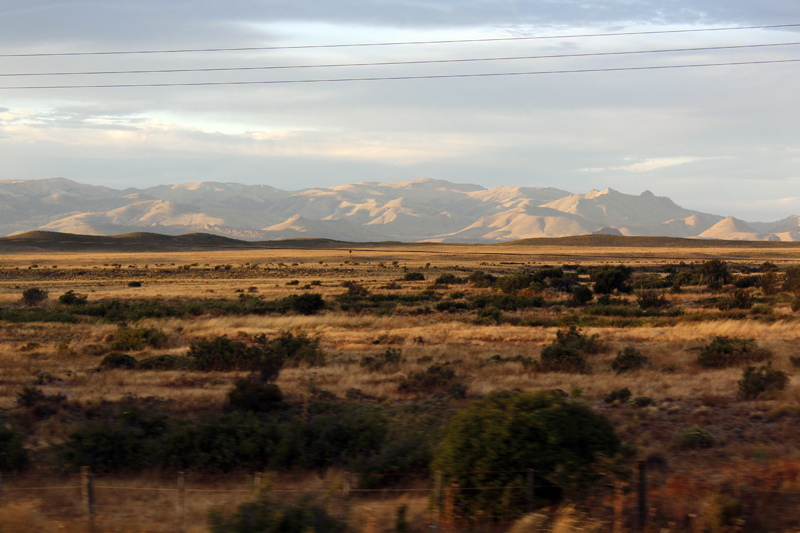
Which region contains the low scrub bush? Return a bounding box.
[403,272,425,281]
[226,380,283,412]
[467,270,497,288]
[397,364,466,397]
[604,387,632,404]
[208,495,348,533]
[538,326,602,373]
[136,354,188,370]
[360,348,403,372]
[696,337,771,368]
[112,327,170,351]
[433,391,621,515]
[570,285,594,305]
[58,290,88,305]
[717,289,752,311]
[434,273,463,285]
[610,346,649,374]
[100,352,138,370]
[187,332,323,374]
[21,287,48,306]
[676,426,715,449]
[16,386,66,419]
[0,424,29,472]
[628,396,657,407]
[738,363,789,400]
[637,290,669,309]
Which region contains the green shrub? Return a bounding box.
[264,332,325,368]
[21,287,48,306]
[790,355,800,369]
[700,259,732,291]
[738,363,789,400]
[637,290,669,309]
[628,396,657,407]
[397,364,465,396]
[696,337,771,368]
[707,495,743,533]
[136,354,188,370]
[100,352,138,370]
[0,423,29,472]
[610,346,649,374]
[283,293,325,315]
[227,380,283,412]
[539,326,602,373]
[591,265,633,294]
[112,327,170,351]
[603,387,632,404]
[571,285,594,305]
[58,290,88,305]
[467,271,497,288]
[16,386,66,419]
[434,273,463,285]
[676,426,715,449]
[403,272,425,281]
[360,348,404,372]
[433,391,621,515]
[127,281,142,287]
[475,306,502,324]
[717,289,752,311]
[208,495,348,533]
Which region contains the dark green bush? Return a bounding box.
[472,294,544,311]
[628,396,657,407]
[571,285,594,305]
[539,326,602,373]
[790,355,800,369]
[610,347,649,374]
[591,265,633,294]
[112,327,170,351]
[16,386,66,418]
[717,289,752,311]
[467,271,497,288]
[700,259,731,291]
[186,332,322,374]
[136,354,188,370]
[434,273,463,285]
[263,332,325,368]
[637,290,669,309]
[738,363,789,400]
[283,293,325,315]
[22,287,48,306]
[0,423,29,472]
[433,391,621,515]
[208,495,348,533]
[734,276,760,289]
[58,290,88,305]
[397,364,466,396]
[475,306,502,324]
[360,348,403,372]
[227,380,283,412]
[697,337,771,368]
[676,426,714,449]
[100,352,138,370]
[603,387,632,404]
[128,281,142,287]
[403,272,425,281]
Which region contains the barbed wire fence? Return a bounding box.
[0,461,793,532]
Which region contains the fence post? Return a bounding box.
[433,470,443,531]
[81,466,95,529]
[526,468,535,513]
[253,472,263,499]
[177,471,186,532]
[343,471,351,522]
[637,460,647,532]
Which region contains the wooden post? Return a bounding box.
[253,472,263,499]
[526,468,535,513]
[637,460,647,532]
[81,466,95,529]
[343,472,351,521]
[433,471,443,531]
[177,472,186,531]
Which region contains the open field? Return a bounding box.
[1,236,800,532]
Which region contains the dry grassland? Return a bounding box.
[1,241,800,530]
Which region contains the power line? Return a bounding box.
[2,23,799,58]
[3,41,800,78]
[2,57,798,90]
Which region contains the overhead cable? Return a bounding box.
[2,23,799,58]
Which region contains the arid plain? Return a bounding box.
[1,236,800,532]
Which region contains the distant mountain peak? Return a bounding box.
[0,177,796,243]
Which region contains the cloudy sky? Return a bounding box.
[1,1,799,221]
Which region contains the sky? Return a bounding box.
[1,1,799,222]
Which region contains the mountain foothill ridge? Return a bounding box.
[1,177,797,243]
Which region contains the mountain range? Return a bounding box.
[1,177,798,243]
